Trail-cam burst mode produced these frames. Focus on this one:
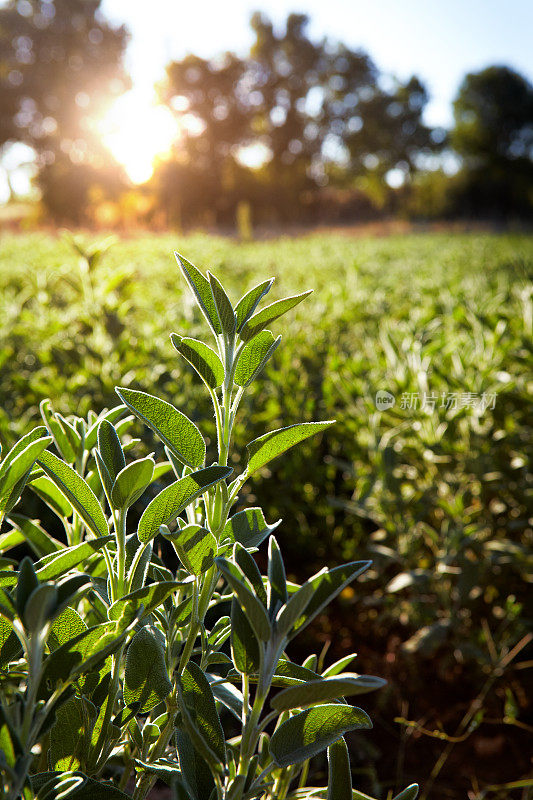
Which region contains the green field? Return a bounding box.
[1,231,532,798]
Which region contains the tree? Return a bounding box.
[0,0,129,221]
[451,66,533,217]
[160,12,440,225]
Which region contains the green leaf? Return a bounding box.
[0,616,22,668]
[271,673,387,712]
[84,404,127,449]
[138,465,232,543]
[29,475,74,521]
[175,252,222,335]
[246,421,334,477]
[178,661,226,769]
[208,272,236,336]
[7,513,63,556]
[175,721,216,800]
[36,451,109,540]
[268,536,287,613]
[49,607,87,650]
[124,627,172,712]
[215,557,270,641]
[40,399,77,463]
[233,544,267,606]
[235,278,274,331]
[111,457,154,510]
[269,704,372,767]
[24,583,58,631]
[171,335,225,389]
[16,556,39,617]
[327,737,352,800]
[116,387,205,469]
[0,703,22,768]
[50,697,96,771]
[0,434,52,514]
[239,290,312,342]
[222,507,281,549]
[108,580,184,622]
[277,561,371,639]
[230,598,260,675]
[392,785,419,800]
[164,524,216,575]
[31,772,132,799]
[0,426,48,483]
[234,330,280,387]
[97,420,125,483]
[35,536,114,580]
[125,534,152,591]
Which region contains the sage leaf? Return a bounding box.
[7,513,63,556]
[97,420,125,482]
[235,278,274,331]
[49,607,87,650]
[175,721,216,800]
[269,704,372,767]
[327,737,352,800]
[230,598,260,675]
[28,475,74,521]
[271,674,387,712]
[138,465,232,543]
[267,536,287,613]
[124,627,172,712]
[37,450,109,539]
[35,536,114,580]
[234,330,280,387]
[116,387,205,469]
[50,696,96,771]
[108,580,184,622]
[171,335,224,389]
[175,252,222,335]
[215,557,270,641]
[246,421,334,477]
[178,661,226,769]
[111,457,154,510]
[222,507,281,549]
[239,290,312,342]
[164,524,216,575]
[208,271,236,336]
[392,785,420,800]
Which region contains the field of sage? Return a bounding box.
[0,231,531,799]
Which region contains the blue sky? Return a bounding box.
[104,0,533,127]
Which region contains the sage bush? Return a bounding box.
[0,254,418,800]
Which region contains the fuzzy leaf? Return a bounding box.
[269,704,372,767]
[239,291,312,342]
[175,721,216,800]
[124,627,172,712]
[246,421,334,477]
[222,507,281,549]
[116,387,205,469]
[50,697,96,771]
[108,580,185,622]
[49,607,87,650]
[268,536,287,613]
[111,457,154,510]
[178,661,226,769]
[171,335,224,388]
[164,524,216,575]
[327,737,352,800]
[29,475,74,520]
[208,272,236,336]
[7,513,63,556]
[235,330,280,387]
[230,598,260,675]
[97,420,125,482]
[35,536,114,580]
[175,252,222,335]
[138,466,232,543]
[392,785,420,800]
[271,673,386,712]
[235,278,274,331]
[216,557,271,641]
[36,451,109,539]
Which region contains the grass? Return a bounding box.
[0,229,532,798]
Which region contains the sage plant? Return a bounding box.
[0,253,418,800]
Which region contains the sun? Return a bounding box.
[96,90,179,184]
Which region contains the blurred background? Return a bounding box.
[0,0,532,229]
[0,2,532,799]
